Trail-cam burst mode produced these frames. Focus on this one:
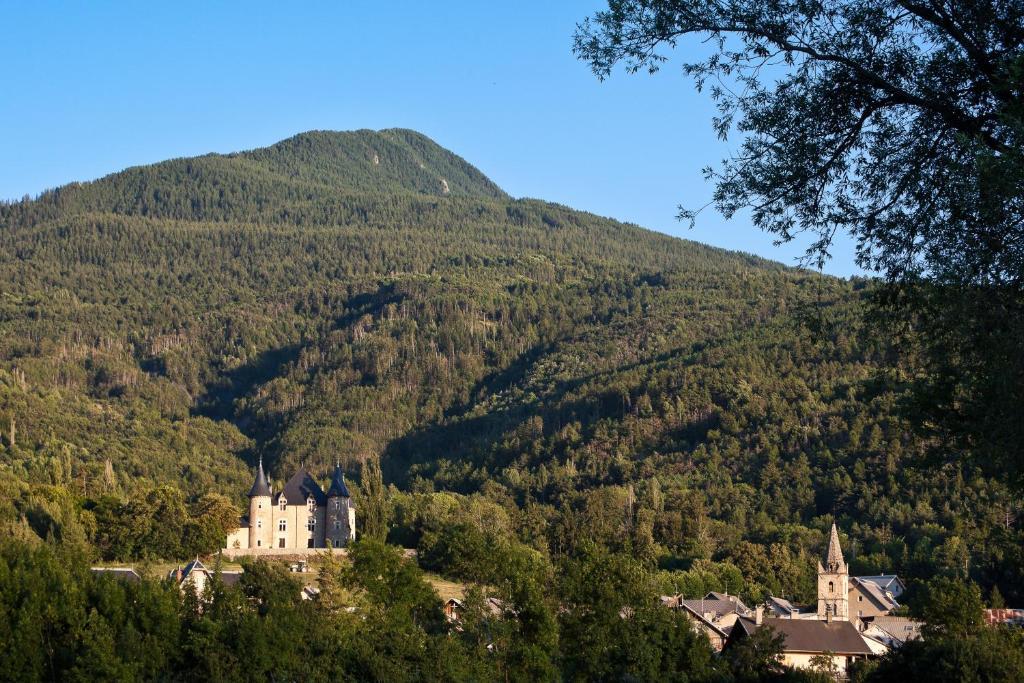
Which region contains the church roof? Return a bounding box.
[275,467,326,505]
[326,464,351,498]
[248,459,272,497]
[824,523,846,572]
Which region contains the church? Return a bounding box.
[224,461,356,551]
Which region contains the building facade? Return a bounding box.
[224,461,355,552]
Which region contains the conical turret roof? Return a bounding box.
[824,522,846,572]
[248,459,272,497]
[327,464,351,498]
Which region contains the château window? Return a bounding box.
[279,497,287,511]
[333,520,341,530]
[307,517,316,531]
[258,501,263,509]
[278,519,287,532]
[307,498,316,512]
[828,581,834,593]
[333,500,341,510]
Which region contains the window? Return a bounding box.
[307,517,316,531]
[334,520,341,530]
[333,500,341,510]
[258,501,263,509]
[307,498,316,511]
[256,519,262,529]
[858,595,863,602]
[278,519,287,532]
[278,538,286,548]
[828,581,834,594]
[257,540,262,547]
[279,497,287,510]
[307,538,314,548]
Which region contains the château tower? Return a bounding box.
[817,523,849,620]
[326,464,356,547]
[247,458,273,549]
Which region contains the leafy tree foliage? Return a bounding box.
[574,0,1024,485]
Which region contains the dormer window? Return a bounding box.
[307,498,316,512]
[279,497,287,511]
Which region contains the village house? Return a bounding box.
[727,611,874,676]
[224,461,356,553]
[168,557,243,595]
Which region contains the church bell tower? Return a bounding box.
[817,523,849,621]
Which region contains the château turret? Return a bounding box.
[326,464,356,547]
[247,458,273,549]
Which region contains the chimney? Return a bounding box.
[755,606,764,625]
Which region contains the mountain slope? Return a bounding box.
[0,130,1018,601]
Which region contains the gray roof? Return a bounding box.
[91,567,142,583]
[679,603,730,637]
[856,575,905,597]
[732,617,873,655]
[219,571,244,587]
[766,596,798,615]
[248,459,272,497]
[326,464,351,498]
[852,577,899,611]
[869,616,923,642]
[275,467,326,506]
[704,592,750,613]
[681,599,745,619]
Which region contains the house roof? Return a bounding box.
[766,596,798,615]
[275,467,326,505]
[326,464,351,498]
[219,571,244,587]
[732,617,873,656]
[704,592,750,613]
[852,577,899,611]
[248,459,272,497]
[182,558,207,577]
[681,599,745,619]
[868,616,923,642]
[679,603,730,637]
[90,567,142,583]
[856,575,906,596]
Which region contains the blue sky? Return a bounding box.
[1,1,862,276]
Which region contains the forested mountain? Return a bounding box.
[0,129,1020,608]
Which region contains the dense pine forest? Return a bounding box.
[1,130,1021,680]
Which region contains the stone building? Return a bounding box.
[224,461,356,552]
[817,523,850,621]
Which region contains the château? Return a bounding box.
[224,461,355,552]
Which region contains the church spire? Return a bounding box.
[824,522,845,572]
[248,457,272,497]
